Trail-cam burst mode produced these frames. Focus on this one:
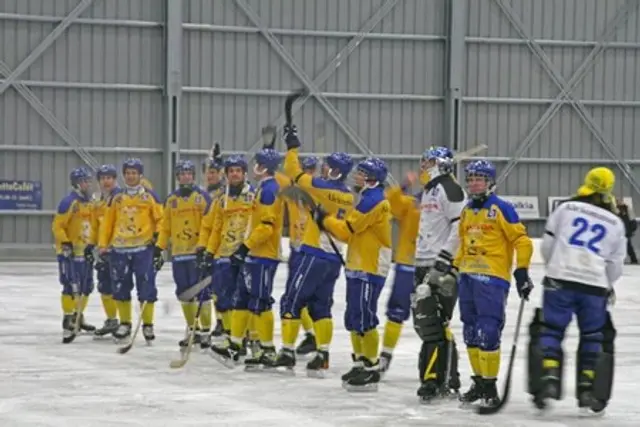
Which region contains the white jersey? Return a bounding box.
[414,175,467,266]
[541,199,626,289]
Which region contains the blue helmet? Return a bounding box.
[357,157,388,184]
[301,156,319,170]
[465,159,496,198]
[175,159,196,176]
[224,154,248,172]
[204,156,223,171]
[122,158,144,175]
[69,167,92,187]
[96,164,117,179]
[324,152,354,180]
[255,148,282,173]
[422,146,454,176]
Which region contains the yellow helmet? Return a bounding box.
[576,167,615,198]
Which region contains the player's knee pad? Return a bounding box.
[591,312,615,403]
[527,308,546,395]
[412,289,445,343]
[475,317,502,351]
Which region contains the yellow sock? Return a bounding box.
[141,302,155,325]
[100,294,118,319]
[382,320,403,353]
[199,301,212,330]
[80,295,89,312]
[257,310,274,345]
[467,347,482,375]
[61,294,75,314]
[247,313,259,340]
[221,311,231,331]
[281,316,301,348]
[230,310,251,343]
[543,358,560,369]
[300,307,314,333]
[479,349,501,378]
[350,331,363,358]
[313,318,333,350]
[116,300,132,323]
[362,328,380,363]
[181,302,196,326]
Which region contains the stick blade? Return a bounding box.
[177,276,212,302]
[280,186,316,210]
[117,344,133,354]
[169,359,188,369]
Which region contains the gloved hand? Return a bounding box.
[607,287,616,306]
[95,255,109,273]
[83,245,95,265]
[283,124,300,150]
[311,204,328,231]
[261,126,277,149]
[513,267,533,300]
[153,246,165,272]
[230,244,250,267]
[61,242,73,259]
[195,247,207,269]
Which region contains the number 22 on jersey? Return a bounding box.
[568,216,607,254]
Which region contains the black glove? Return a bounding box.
[262,125,277,149]
[83,245,95,264]
[61,242,73,259]
[230,244,250,266]
[95,254,109,273]
[153,246,165,272]
[433,250,453,274]
[311,205,328,231]
[196,247,207,269]
[283,124,300,150]
[513,267,533,300]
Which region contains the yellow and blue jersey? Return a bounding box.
[52,191,98,257]
[157,187,212,259]
[323,187,392,284]
[283,148,353,262]
[385,186,420,266]
[205,184,256,258]
[454,193,533,287]
[98,187,163,250]
[244,177,283,263]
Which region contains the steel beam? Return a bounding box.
[465,36,640,49]
[446,0,466,178]
[0,60,100,170]
[163,0,182,194]
[0,145,164,154]
[0,13,161,28]
[494,0,640,190]
[233,0,400,184]
[0,80,161,91]
[0,0,94,98]
[463,96,640,107]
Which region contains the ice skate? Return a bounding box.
[113,322,132,342]
[341,354,364,384]
[459,376,484,408]
[199,329,211,350]
[210,340,241,369]
[306,350,329,378]
[94,319,119,339]
[61,314,76,344]
[179,328,201,349]
[77,313,96,332]
[272,348,296,375]
[378,351,392,376]
[295,332,317,356]
[417,381,441,404]
[343,357,380,392]
[210,320,225,344]
[244,345,276,372]
[142,324,155,344]
[480,378,501,408]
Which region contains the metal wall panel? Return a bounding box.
[462,0,640,225]
[181,0,447,183]
[0,0,165,253]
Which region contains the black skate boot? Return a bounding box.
[272,348,296,375]
[341,353,364,384]
[481,378,501,408]
[211,319,225,343]
[459,376,484,407]
[113,322,132,341]
[94,319,119,339]
[295,332,317,356]
[417,380,441,404]
[179,328,202,349]
[61,314,77,344]
[78,313,96,332]
[306,349,329,378]
[244,345,276,372]
[379,351,393,376]
[532,366,562,410]
[576,370,607,414]
[142,324,155,344]
[199,329,211,349]
[210,340,242,369]
[344,357,380,392]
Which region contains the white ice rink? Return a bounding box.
[1,263,639,427]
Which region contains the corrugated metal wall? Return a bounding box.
[461,0,640,237]
[1,0,639,257]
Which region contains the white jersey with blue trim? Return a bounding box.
[541,200,626,289]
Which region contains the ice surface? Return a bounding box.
[1,263,639,427]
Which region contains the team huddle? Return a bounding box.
[51,121,625,415]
